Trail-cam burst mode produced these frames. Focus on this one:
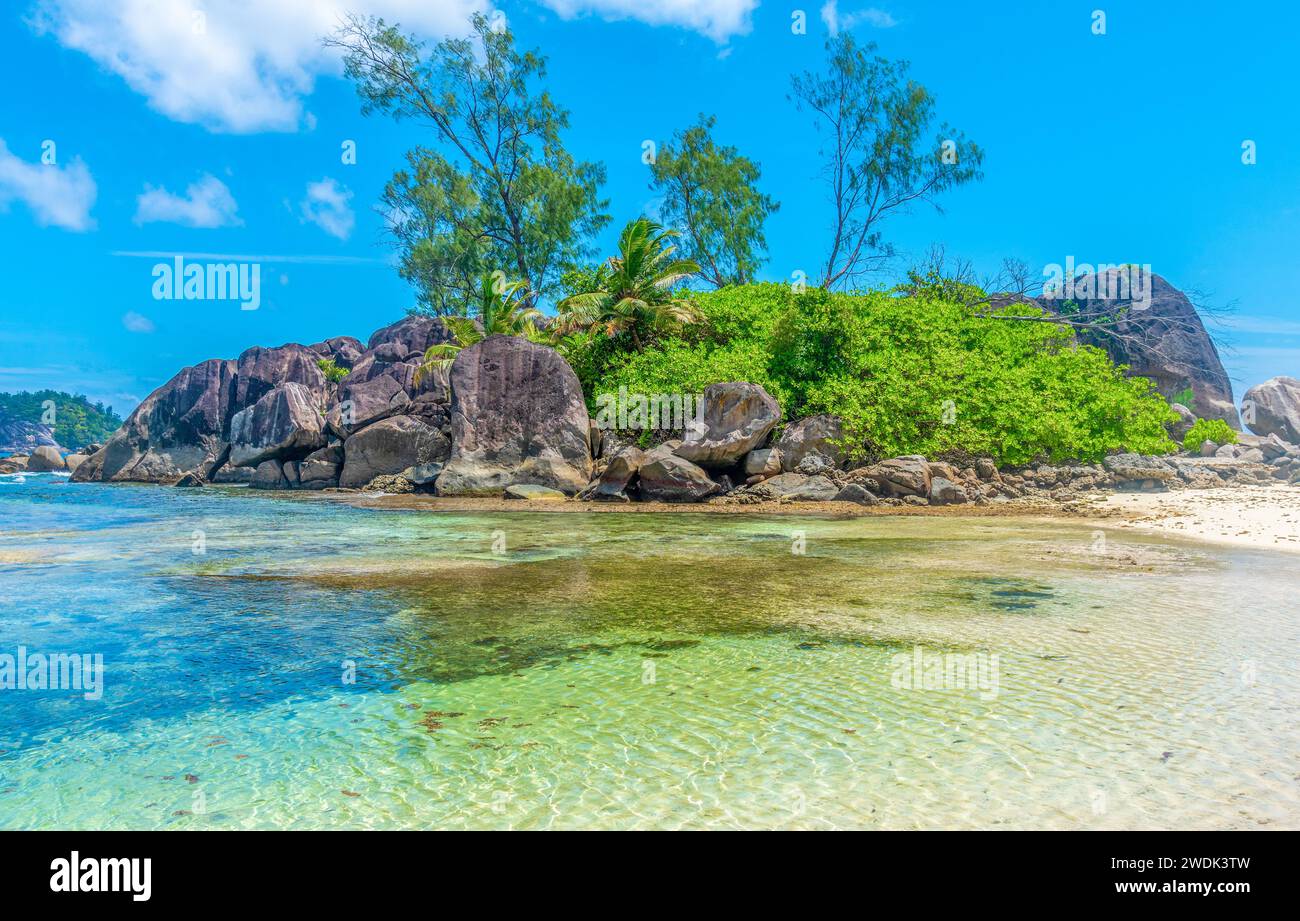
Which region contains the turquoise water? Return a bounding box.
[1,472,1297,829]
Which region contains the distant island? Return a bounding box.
[0,390,123,453]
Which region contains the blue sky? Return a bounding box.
[2,0,1297,417]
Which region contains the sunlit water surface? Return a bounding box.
[1,473,1296,829]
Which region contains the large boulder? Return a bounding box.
[593,446,647,501]
[228,382,326,468]
[340,415,448,489]
[776,414,845,471]
[674,382,781,469]
[435,336,592,496]
[298,444,344,490]
[1037,271,1239,427]
[1242,377,1300,443]
[309,336,365,369]
[637,447,721,502]
[234,343,326,410]
[850,455,932,497]
[27,446,66,472]
[366,316,454,360]
[64,453,90,475]
[73,357,238,483]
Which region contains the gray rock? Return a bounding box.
[781,474,839,501]
[174,472,204,487]
[298,444,344,490]
[594,446,646,501]
[402,462,444,486]
[674,382,781,469]
[776,414,844,471]
[743,447,782,478]
[1169,403,1197,442]
[637,448,721,502]
[928,476,969,505]
[341,415,446,489]
[1257,432,1295,461]
[833,483,879,505]
[363,473,414,493]
[852,455,932,497]
[1236,448,1266,463]
[250,460,292,489]
[794,452,835,476]
[1242,376,1300,443]
[27,446,66,472]
[1103,453,1177,484]
[228,382,326,468]
[1214,444,1240,459]
[64,454,90,475]
[366,315,454,359]
[436,336,592,496]
[1199,440,1218,457]
[73,357,237,483]
[974,457,1000,481]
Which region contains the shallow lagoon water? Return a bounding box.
[1,474,1297,829]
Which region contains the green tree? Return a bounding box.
[790,35,983,289]
[554,218,703,352]
[328,13,609,315]
[649,115,780,288]
[413,273,543,385]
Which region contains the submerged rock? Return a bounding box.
[504,483,567,501]
[27,445,66,472]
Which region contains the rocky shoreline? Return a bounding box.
[22,310,1298,513]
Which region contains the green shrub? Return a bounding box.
[1182,418,1237,451]
[317,358,350,383]
[560,282,1179,466]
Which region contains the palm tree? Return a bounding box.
[554,218,703,351]
[413,273,542,386]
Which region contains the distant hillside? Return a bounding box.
[0,391,123,451]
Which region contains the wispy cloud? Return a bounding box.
[821,1,897,35]
[541,0,758,43]
[298,178,355,240]
[0,138,96,231]
[135,173,242,228]
[29,1,488,133]
[1217,316,1300,337]
[121,311,155,333]
[111,250,390,266]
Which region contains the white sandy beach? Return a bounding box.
[1092,485,1300,554]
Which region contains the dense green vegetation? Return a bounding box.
[0,391,123,449]
[1183,418,1237,451]
[557,281,1178,466]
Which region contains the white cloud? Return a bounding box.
[0,139,96,231]
[121,311,155,333]
[134,173,242,228]
[298,178,355,240]
[541,0,757,42]
[821,2,897,35]
[29,1,488,133]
